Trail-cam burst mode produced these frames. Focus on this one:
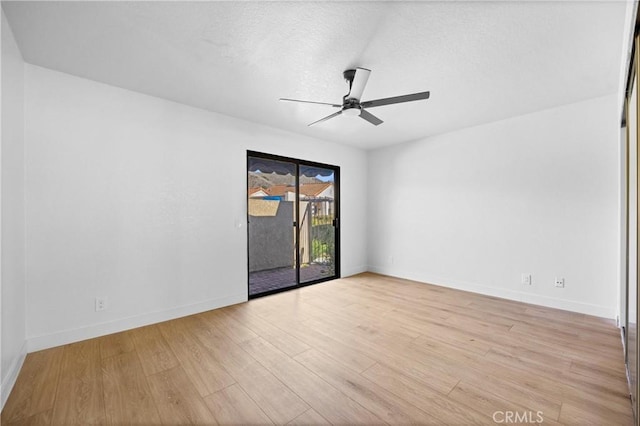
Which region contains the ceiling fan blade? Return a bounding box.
[280,98,342,107]
[359,109,383,126]
[308,110,343,126]
[347,67,371,101]
[360,91,430,108]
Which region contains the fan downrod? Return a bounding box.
[343,69,356,83]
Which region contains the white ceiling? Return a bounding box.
[2,1,628,149]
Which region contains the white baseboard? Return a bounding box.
[27,293,247,352]
[341,264,368,277]
[1,340,27,410]
[367,265,616,319]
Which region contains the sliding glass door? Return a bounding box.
[247,156,297,294]
[247,152,340,297]
[625,33,640,425]
[298,164,337,284]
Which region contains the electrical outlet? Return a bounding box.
[554,277,565,288]
[522,273,532,285]
[95,298,107,311]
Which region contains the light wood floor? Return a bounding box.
[1,273,633,425]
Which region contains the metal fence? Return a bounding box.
[300,199,334,269]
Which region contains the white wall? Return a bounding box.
[1,10,26,408]
[24,64,368,351]
[368,95,620,318]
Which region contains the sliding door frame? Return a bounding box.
[246,150,341,299]
[634,35,640,424]
[624,32,640,426]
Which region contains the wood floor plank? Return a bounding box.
[3,409,52,426]
[411,331,489,362]
[146,366,216,425]
[321,319,468,384]
[559,400,633,425]
[98,331,135,359]
[403,321,492,355]
[224,305,311,357]
[448,381,563,426]
[569,358,627,381]
[485,343,573,373]
[187,316,309,424]
[482,347,570,382]
[361,362,490,425]
[277,320,378,373]
[286,408,329,425]
[410,327,631,419]
[203,383,273,425]
[199,309,258,344]
[558,382,632,418]
[561,368,630,403]
[1,347,63,424]
[158,317,236,397]
[102,351,161,425]
[294,349,442,424]
[51,340,106,425]
[461,349,633,420]
[129,324,179,376]
[460,373,563,421]
[509,322,621,361]
[298,316,463,393]
[306,296,423,342]
[229,360,308,424]
[363,358,459,396]
[240,337,386,425]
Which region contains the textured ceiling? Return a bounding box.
[2,1,628,149]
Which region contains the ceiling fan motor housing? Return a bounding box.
[342,105,362,116]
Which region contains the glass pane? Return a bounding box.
[299,166,336,283]
[248,157,297,296]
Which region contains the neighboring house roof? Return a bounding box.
[248,187,268,197]
[298,183,332,197]
[248,182,333,198]
[265,185,291,197]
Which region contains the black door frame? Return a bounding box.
[247,150,341,299]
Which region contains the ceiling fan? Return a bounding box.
[280,67,430,126]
